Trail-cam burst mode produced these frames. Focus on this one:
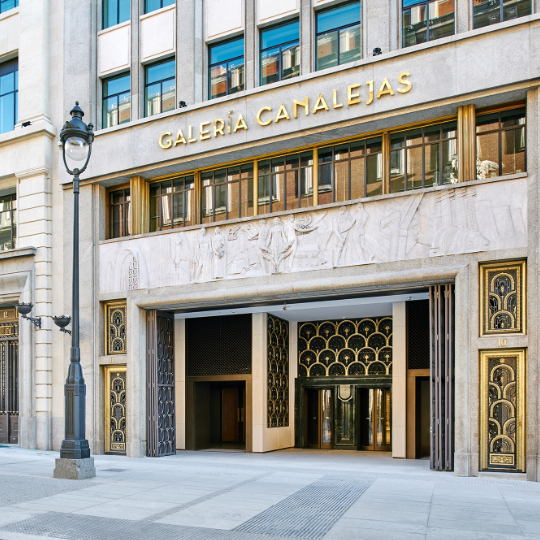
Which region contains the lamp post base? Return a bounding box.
[53,457,96,480]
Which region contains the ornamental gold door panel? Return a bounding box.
[104,366,127,455]
[480,350,525,472]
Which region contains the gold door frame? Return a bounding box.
[479,349,526,472]
[104,365,127,455]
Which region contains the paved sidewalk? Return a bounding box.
[0,446,539,540]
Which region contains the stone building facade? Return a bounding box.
[5,0,539,480]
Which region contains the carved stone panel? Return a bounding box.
[104,366,127,455]
[480,350,525,472]
[480,260,526,336]
[267,315,289,428]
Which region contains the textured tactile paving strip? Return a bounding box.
[0,512,289,540]
[0,473,89,507]
[235,475,374,539]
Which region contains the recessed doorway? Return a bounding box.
[358,388,391,451]
[305,388,333,449]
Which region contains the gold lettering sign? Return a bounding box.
[158,73,412,148]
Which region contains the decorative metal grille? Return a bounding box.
[480,261,525,336]
[407,300,430,370]
[267,315,289,428]
[147,311,175,457]
[480,349,525,471]
[106,368,126,454]
[106,303,126,355]
[186,315,252,376]
[298,318,392,377]
[0,320,18,444]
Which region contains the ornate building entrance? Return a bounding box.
[0,309,18,444]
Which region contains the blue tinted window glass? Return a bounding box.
[210,38,244,64]
[0,94,15,134]
[105,74,130,96]
[0,0,18,14]
[0,73,14,95]
[146,59,175,84]
[145,0,160,13]
[119,0,130,23]
[261,20,300,49]
[403,0,425,5]
[162,0,175,6]
[317,2,360,33]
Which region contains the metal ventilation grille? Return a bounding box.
[186,315,252,376]
[407,299,430,370]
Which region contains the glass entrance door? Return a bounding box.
[358,388,391,451]
[306,388,333,449]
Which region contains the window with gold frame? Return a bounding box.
[479,260,526,336]
[105,302,127,355]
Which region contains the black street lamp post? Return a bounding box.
[53,103,96,480]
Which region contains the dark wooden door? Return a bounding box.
[358,388,391,451]
[222,388,239,442]
[306,389,333,449]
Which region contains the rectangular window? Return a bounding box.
[316,1,361,71]
[110,188,130,238]
[0,59,18,135]
[103,73,131,128]
[150,176,195,231]
[209,37,245,99]
[390,122,458,193]
[103,0,130,29]
[145,59,175,117]
[402,0,455,48]
[258,153,313,215]
[0,193,16,251]
[318,139,383,204]
[202,165,253,223]
[260,20,300,86]
[0,0,18,14]
[476,108,526,179]
[473,0,531,29]
[145,0,174,14]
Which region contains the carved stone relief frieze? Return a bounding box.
[99,179,527,293]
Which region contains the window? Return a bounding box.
[145,59,175,117]
[402,0,455,47]
[476,108,526,179]
[258,153,313,215]
[318,139,383,204]
[150,176,195,231]
[145,0,174,14]
[473,0,531,29]
[260,20,300,86]
[110,189,130,239]
[103,0,130,29]
[202,165,253,223]
[0,59,17,135]
[209,38,245,99]
[316,1,361,71]
[0,193,16,251]
[390,122,458,192]
[103,74,131,128]
[0,0,17,14]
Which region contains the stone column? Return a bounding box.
[300,0,312,75]
[16,168,53,450]
[244,0,256,91]
[456,0,471,34]
[130,0,141,120]
[392,301,406,458]
[365,0,390,57]
[175,317,186,449]
[252,312,266,452]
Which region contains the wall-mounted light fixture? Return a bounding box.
[15,302,41,329]
[53,315,72,335]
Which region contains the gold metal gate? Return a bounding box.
[104,366,127,454]
[0,310,18,444]
[480,349,525,471]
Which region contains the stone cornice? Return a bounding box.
[0,247,37,261]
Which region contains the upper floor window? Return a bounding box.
[318,139,383,204]
[0,59,17,135]
[402,0,455,47]
[103,0,130,29]
[110,189,130,239]
[151,176,195,231]
[476,108,526,179]
[103,73,131,128]
[390,122,458,192]
[473,0,531,29]
[209,37,244,100]
[260,20,300,86]
[145,0,174,14]
[0,193,16,250]
[145,58,175,117]
[0,0,18,14]
[258,153,313,215]
[316,1,361,71]
[202,165,253,223]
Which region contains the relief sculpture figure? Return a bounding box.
[263,217,293,274]
[212,227,226,279]
[353,203,374,263]
[330,207,355,267]
[283,215,298,271]
[192,227,213,282]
